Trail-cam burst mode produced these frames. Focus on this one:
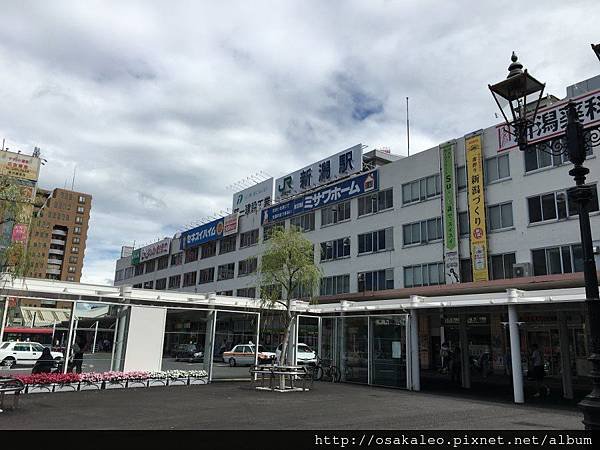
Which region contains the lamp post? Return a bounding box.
[489,52,600,429]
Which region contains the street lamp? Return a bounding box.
[593,44,600,63]
[489,52,600,430]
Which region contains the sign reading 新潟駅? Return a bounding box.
[0,151,41,182]
[181,217,225,249]
[274,144,363,202]
[262,170,378,225]
[139,238,171,263]
[232,178,274,215]
[439,141,460,284]
[465,132,489,282]
[496,88,600,152]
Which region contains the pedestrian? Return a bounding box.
[440,342,450,374]
[450,346,462,384]
[531,343,550,398]
[68,335,87,374]
[32,347,55,374]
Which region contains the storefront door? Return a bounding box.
[369,316,407,388]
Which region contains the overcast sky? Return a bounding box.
[1,0,599,285]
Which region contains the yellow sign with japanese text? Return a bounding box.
[465,133,489,282]
[0,151,41,182]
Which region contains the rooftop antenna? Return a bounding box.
[406,96,410,157]
[1,138,5,151]
[71,165,77,190]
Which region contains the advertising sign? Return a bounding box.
[465,133,489,282]
[262,170,378,225]
[223,213,239,236]
[139,238,171,263]
[181,217,225,249]
[131,249,140,266]
[10,224,28,244]
[274,144,363,202]
[232,178,274,215]
[0,151,41,182]
[439,141,460,284]
[496,88,600,152]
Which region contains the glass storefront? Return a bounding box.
[370,316,407,388]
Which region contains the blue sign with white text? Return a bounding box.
[181,217,225,249]
[261,170,378,225]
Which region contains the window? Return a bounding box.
[200,241,217,259]
[358,227,394,254]
[124,267,134,279]
[77,206,85,213]
[168,275,181,289]
[238,257,258,277]
[321,201,351,227]
[237,287,256,298]
[199,267,215,284]
[115,269,124,282]
[484,154,510,184]
[134,264,144,276]
[69,256,78,264]
[183,271,197,287]
[458,211,470,237]
[240,229,259,247]
[358,188,393,216]
[133,283,142,288]
[489,252,516,280]
[171,253,183,266]
[72,237,80,244]
[403,217,442,245]
[528,187,599,224]
[358,269,394,292]
[145,259,156,274]
[403,262,445,288]
[402,174,441,205]
[219,235,237,254]
[487,202,513,231]
[157,255,169,271]
[217,290,233,296]
[260,284,282,299]
[290,212,315,232]
[532,244,583,276]
[185,247,199,263]
[456,166,467,191]
[460,259,473,283]
[217,263,235,281]
[74,227,81,234]
[524,141,592,172]
[78,196,85,204]
[67,276,75,282]
[75,216,83,224]
[263,222,284,241]
[142,280,154,289]
[320,274,350,296]
[320,237,350,262]
[155,278,167,290]
[71,246,79,253]
[66,266,75,273]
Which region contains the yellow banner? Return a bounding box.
[465,134,489,282]
[0,151,41,182]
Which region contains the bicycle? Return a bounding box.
[312,356,341,382]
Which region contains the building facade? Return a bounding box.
[28,188,92,282]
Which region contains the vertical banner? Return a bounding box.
[439,141,460,284]
[465,132,489,282]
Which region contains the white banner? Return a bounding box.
[232,178,274,215]
[139,238,171,263]
[223,213,239,236]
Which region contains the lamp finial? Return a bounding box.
[507,52,523,78]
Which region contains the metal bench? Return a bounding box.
[0,378,25,413]
[250,365,313,391]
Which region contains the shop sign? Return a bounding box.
[232,178,274,215]
[496,88,600,152]
[439,141,460,284]
[11,223,28,244]
[223,213,239,236]
[181,217,225,249]
[0,151,41,182]
[443,315,488,325]
[274,144,363,202]
[131,249,140,266]
[139,238,171,263]
[465,132,489,282]
[262,170,378,225]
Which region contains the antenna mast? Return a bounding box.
[406,97,410,157]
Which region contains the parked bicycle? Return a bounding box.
[311,356,341,382]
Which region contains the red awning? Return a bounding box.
[3,327,53,335]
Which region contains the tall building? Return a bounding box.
[27,188,92,282]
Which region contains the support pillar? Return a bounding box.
[507,288,524,404]
[203,307,217,382]
[558,311,574,400]
[410,308,420,391]
[459,313,471,389]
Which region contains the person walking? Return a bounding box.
[32,347,55,374]
[531,343,550,398]
[450,346,462,385]
[68,335,87,374]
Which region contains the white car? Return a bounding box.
[222,344,276,366]
[0,342,64,368]
[275,343,317,365]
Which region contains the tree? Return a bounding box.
[259,227,321,366]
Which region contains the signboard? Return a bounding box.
[392,341,402,359]
[274,144,363,202]
[0,151,41,182]
[439,141,460,284]
[223,213,239,236]
[465,133,489,282]
[121,246,134,258]
[262,170,378,225]
[10,224,28,244]
[232,178,274,215]
[181,217,225,249]
[496,88,600,152]
[131,249,140,266]
[139,238,171,263]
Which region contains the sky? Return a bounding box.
[1,0,599,285]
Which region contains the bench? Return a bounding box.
[0,378,25,413]
[250,365,313,391]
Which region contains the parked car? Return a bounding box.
[222,344,275,367]
[275,343,317,365]
[0,341,64,368]
[172,343,204,362]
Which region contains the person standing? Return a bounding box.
[68,335,87,374]
[531,343,550,397]
[440,342,450,374]
[32,347,55,374]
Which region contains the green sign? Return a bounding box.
[131,249,141,266]
[440,142,460,283]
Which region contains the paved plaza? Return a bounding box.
[0,381,583,430]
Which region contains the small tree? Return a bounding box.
[259,227,321,366]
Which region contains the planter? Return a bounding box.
[167,377,188,386]
[126,379,148,388]
[54,383,79,393]
[148,379,168,387]
[189,377,208,385]
[105,381,126,389]
[79,382,103,391]
[26,384,54,394]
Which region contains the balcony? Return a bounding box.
[50,239,66,246]
[51,229,67,236]
[46,268,61,275]
[48,248,64,256]
[47,258,63,265]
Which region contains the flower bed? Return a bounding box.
[12,370,208,393]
